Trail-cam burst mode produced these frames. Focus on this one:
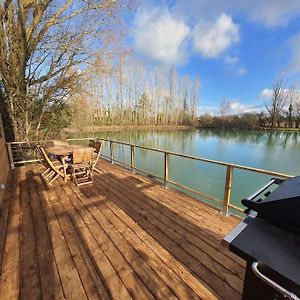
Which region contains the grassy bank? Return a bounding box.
[197,125,300,132]
[63,125,195,134]
[261,127,300,132]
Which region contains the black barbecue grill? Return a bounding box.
[222,177,300,300]
[242,176,300,234]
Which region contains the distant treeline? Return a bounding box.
[198,112,300,130]
[198,113,263,129]
[199,75,300,130]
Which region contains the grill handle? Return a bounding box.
[252,262,299,300]
[245,178,279,202]
[242,178,284,214]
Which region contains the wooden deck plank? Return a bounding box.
[100,160,245,266]
[88,171,241,300]
[66,182,193,300]
[63,199,133,300]
[32,171,88,300]
[61,184,159,300]
[19,168,42,299]
[98,162,245,278]
[95,171,244,291]
[0,168,21,300]
[48,181,111,300]
[50,176,133,300]
[94,192,217,300]
[26,170,65,300]
[74,181,219,300]
[72,181,212,300]
[0,162,246,300]
[0,172,13,275]
[81,173,222,299]
[102,161,237,233]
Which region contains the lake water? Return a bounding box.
[68,129,300,213]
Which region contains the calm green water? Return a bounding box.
[67,129,300,212]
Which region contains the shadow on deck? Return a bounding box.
[0,159,245,300]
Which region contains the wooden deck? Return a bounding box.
[0,159,246,300]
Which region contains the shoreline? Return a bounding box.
[197,126,300,132]
[63,125,195,133]
[63,125,300,134]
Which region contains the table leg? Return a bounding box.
[62,157,67,182]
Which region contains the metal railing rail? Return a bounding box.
[6,137,293,216]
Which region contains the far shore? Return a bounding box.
[63,125,195,134]
[197,126,300,132]
[63,125,300,135]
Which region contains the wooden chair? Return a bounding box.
[38,146,65,185]
[36,145,60,176]
[92,141,102,174]
[53,140,69,146]
[88,139,96,148]
[71,148,95,186]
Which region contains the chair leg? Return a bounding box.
[93,167,102,174]
[45,170,55,180]
[47,172,55,182]
[49,173,59,184]
[72,169,76,185]
[71,166,94,186]
[42,168,51,176]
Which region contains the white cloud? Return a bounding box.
[244,0,300,27]
[259,88,295,101]
[133,7,190,65]
[200,100,264,115]
[289,31,300,72]
[131,1,300,71]
[237,66,247,75]
[174,0,300,27]
[224,55,247,76]
[199,105,220,116]
[192,14,239,58]
[259,88,273,99]
[223,100,264,115]
[224,55,239,65]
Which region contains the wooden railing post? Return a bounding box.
[6,143,15,169]
[130,145,135,173]
[110,141,114,164]
[223,165,233,215]
[164,152,169,188]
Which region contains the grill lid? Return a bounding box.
[241,176,300,233]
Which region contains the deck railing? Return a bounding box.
[6,137,293,216]
[98,138,292,215]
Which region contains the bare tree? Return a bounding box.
[292,90,300,128]
[79,53,200,128]
[0,0,127,141]
[219,98,231,117]
[286,86,298,128]
[265,75,289,129]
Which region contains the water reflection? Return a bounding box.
[94,129,198,155]
[197,129,300,149]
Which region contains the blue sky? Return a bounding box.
[126,0,300,115]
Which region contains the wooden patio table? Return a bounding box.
[46,145,93,182]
